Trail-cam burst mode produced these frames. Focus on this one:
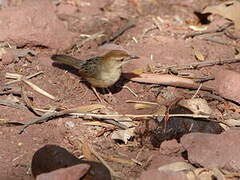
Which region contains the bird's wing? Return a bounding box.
[78,56,101,78]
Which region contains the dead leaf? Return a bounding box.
[158,162,195,172]
[101,154,134,165]
[131,68,145,75]
[100,108,134,128]
[71,104,106,112]
[187,167,225,180]
[189,25,208,31]
[178,98,213,115]
[192,47,205,61]
[82,121,115,128]
[192,168,216,180]
[153,105,167,116]
[128,73,213,91]
[226,119,240,126]
[134,103,152,110]
[82,143,96,161]
[111,128,135,144]
[203,0,240,30]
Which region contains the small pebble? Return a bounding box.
[65,121,75,129]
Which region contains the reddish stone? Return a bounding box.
[181,129,240,171]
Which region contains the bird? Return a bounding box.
[51,50,139,102]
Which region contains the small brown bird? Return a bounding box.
[51,50,139,102]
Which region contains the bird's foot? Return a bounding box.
[102,93,117,104]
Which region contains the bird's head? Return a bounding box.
[102,50,139,68]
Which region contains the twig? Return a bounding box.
[201,37,238,48]
[23,79,57,101]
[19,109,128,134]
[131,158,143,166]
[0,118,24,126]
[184,22,233,39]
[191,84,202,99]
[152,17,162,31]
[125,100,158,105]
[224,29,240,40]
[0,100,28,110]
[99,18,136,45]
[88,144,119,177]
[5,71,43,85]
[65,31,105,52]
[5,72,57,101]
[77,31,105,48]
[19,107,66,134]
[26,71,44,79]
[21,84,42,116]
[96,119,128,129]
[155,58,240,72]
[74,112,215,120]
[123,86,138,97]
[141,25,157,40]
[199,92,225,102]
[184,30,223,39]
[194,75,215,83]
[19,107,233,133]
[0,86,31,97]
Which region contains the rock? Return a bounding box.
[36,164,90,180]
[56,3,77,15]
[181,129,240,171]
[1,51,15,65]
[215,70,240,103]
[31,144,111,180]
[139,167,188,180]
[149,154,185,169]
[159,140,182,155]
[0,0,74,49]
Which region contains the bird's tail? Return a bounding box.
[51,55,83,69]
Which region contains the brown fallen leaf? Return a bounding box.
[71,104,106,112]
[202,0,240,30]
[192,46,205,61]
[158,162,195,172]
[188,25,208,32]
[127,73,213,91]
[111,128,135,144]
[178,98,213,115]
[99,108,134,128]
[134,103,152,110]
[82,143,96,162]
[100,154,134,165]
[131,67,145,75]
[82,121,115,128]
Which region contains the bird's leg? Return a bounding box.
[91,87,116,103]
[103,88,117,103]
[91,86,104,103]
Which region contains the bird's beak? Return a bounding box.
[120,55,139,66]
[125,55,140,61]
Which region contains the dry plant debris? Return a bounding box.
[203,0,240,30]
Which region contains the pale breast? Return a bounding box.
[85,68,121,88]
